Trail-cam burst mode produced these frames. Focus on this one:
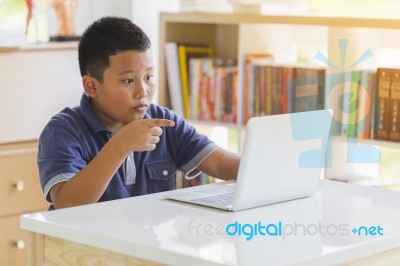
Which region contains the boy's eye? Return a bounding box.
[123,78,134,84]
[146,75,154,81]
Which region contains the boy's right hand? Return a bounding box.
[114,119,175,153]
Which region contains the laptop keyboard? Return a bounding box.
[192,185,235,195]
[191,191,235,206]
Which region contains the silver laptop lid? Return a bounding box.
[233,109,332,211]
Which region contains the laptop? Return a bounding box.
[164,109,333,211]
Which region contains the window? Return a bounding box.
[0,0,48,43]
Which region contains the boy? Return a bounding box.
[38,16,240,210]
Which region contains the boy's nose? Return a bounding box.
[134,82,148,98]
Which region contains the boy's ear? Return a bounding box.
[82,75,98,97]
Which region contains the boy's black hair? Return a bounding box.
[78,16,151,82]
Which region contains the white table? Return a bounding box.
[21,180,400,266]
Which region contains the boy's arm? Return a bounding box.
[49,139,127,209]
[196,148,240,181]
[49,118,174,209]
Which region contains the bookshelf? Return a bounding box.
[158,12,400,188]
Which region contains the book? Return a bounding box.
[389,69,400,142]
[188,57,202,119]
[293,67,325,113]
[214,60,226,121]
[341,71,352,136]
[284,66,295,114]
[356,70,375,139]
[264,65,272,115]
[223,63,238,123]
[347,70,360,138]
[165,42,184,116]
[198,58,213,121]
[188,58,237,123]
[178,44,213,118]
[271,66,282,115]
[374,68,392,140]
[363,71,376,139]
[281,66,293,114]
[254,64,263,116]
[242,53,273,123]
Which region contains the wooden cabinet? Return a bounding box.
[0,140,48,265]
[0,42,82,264]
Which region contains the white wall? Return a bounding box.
[0,46,82,142]
[130,0,179,85]
[48,0,179,102]
[130,0,179,102]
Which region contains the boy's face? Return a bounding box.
[90,49,156,131]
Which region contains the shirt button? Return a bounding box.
[163,170,168,176]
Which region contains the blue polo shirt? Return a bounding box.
[38,93,219,209]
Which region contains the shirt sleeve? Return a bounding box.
[37,124,88,202]
[164,110,221,179]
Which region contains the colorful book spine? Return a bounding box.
[363,71,376,139]
[347,70,360,138]
[294,67,325,113]
[242,53,273,123]
[355,70,367,139]
[341,71,352,136]
[165,42,184,116]
[264,66,272,115]
[286,67,295,114]
[271,66,282,115]
[374,68,392,140]
[178,45,213,118]
[356,70,375,139]
[189,58,201,120]
[389,69,400,142]
[281,66,289,114]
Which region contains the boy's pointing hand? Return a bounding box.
[115,119,175,153]
[145,119,175,128]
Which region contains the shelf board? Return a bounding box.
[0,41,78,53]
[184,124,400,150]
[331,136,400,150]
[329,177,400,190]
[186,119,243,130]
[161,12,400,29]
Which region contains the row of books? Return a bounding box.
[164,43,400,143]
[165,42,212,117]
[331,68,400,143]
[189,58,238,123]
[165,42,238,123]
[244,64,400,143]
[242,56,325,123]
[243,65,400,143]
[165,45,326,125]
[339,70,375,140]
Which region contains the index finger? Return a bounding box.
[145,119,175,128]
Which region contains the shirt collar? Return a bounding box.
[80,93,111,136]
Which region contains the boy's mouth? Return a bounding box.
[134,103,148,112]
